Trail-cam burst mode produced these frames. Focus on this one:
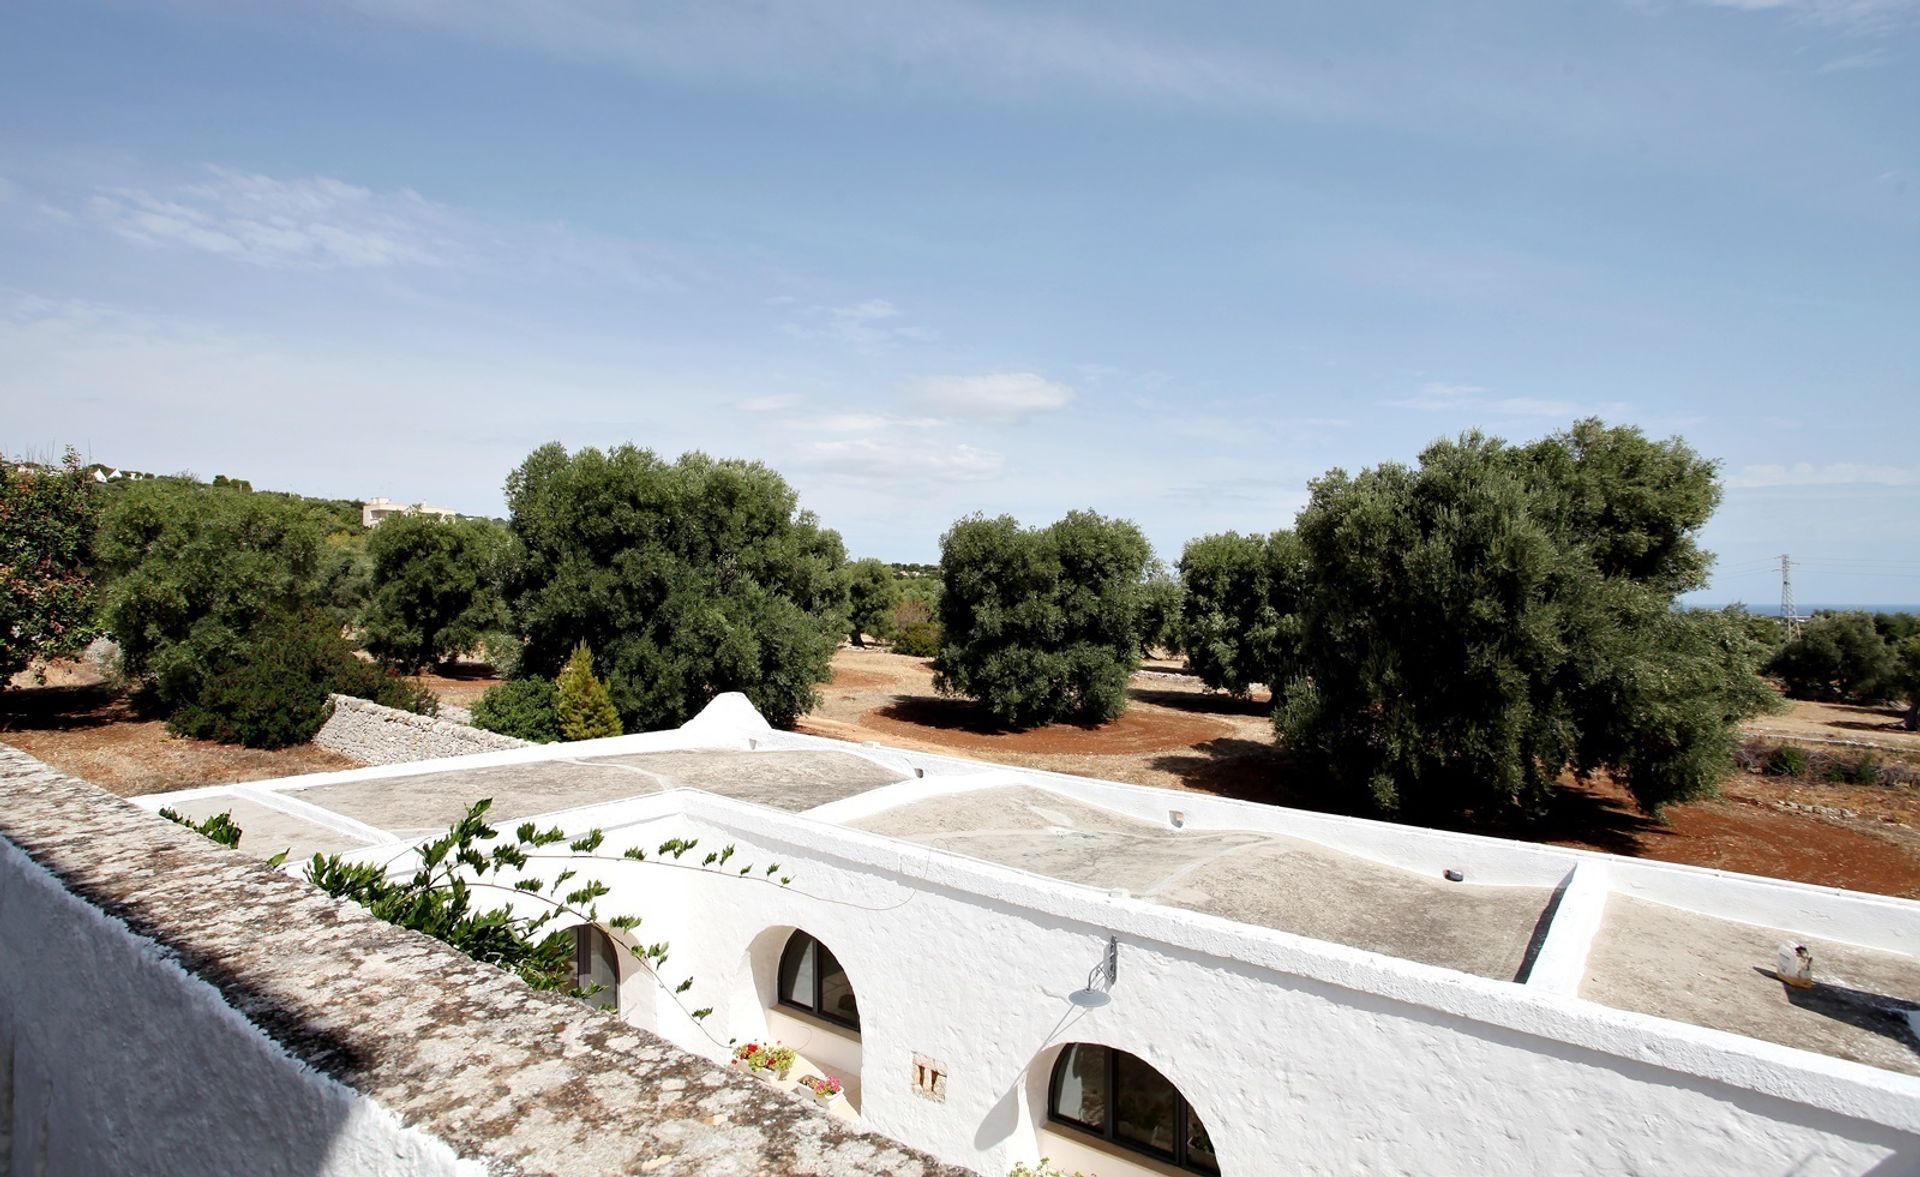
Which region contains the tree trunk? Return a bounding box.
[1906,699,1918,732]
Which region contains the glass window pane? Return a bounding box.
[575,926,619,1011]
[816,942,860,1028]
[1050,1044,1109,1131]
[1186,1105,1220,1174]
[1114,1051,1179,1157]
[779,933,816,1010]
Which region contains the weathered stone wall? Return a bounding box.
[0,744,973,1177]
[314,694,528,764]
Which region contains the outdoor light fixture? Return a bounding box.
[1068,936,1119,1009]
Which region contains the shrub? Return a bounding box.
[470,677,561,743]
[158,807,243,849]
[1764,744,1809,777]
[1768,612,1899,703]
[0,448,99,683]
[480,630,524,679]
[1825,751,1883,786]
[556,644,622,740]
[893,620,942,658]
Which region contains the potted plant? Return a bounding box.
[798,1074,843,1106]
[730,1041,798,1080]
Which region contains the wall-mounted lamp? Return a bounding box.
[1068,936,1119,1008]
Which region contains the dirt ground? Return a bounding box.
[0,680,358,797]
[802,648,1920,899]
[406,662,502,710]
[1745,697,1920,753]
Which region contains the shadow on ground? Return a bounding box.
[1127,687,1274,718]
[0,682,129,733]
[876,695,1071,736]
[1752,966,1920,1060]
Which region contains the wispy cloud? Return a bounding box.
[51,164,686,288]
[737,393,804,413]
[85,168,453,270]
[1686,0,1919,31]
[782,298,935,352]
[337,0,1344,117]
[1385,381,1628,420]
[792,436,1005,482]
[908,372,1074,424]
[1726,461,1920,488]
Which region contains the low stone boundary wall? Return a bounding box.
[0,744,970,1176]
[315,693,528,764]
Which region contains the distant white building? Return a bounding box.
[142,697,1920,1176]
[362,496,458,528]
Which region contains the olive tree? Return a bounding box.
[503,444,848,731]
[1176,531,1305,696]
[844,558,899,647]
[361,514,510,671]
[933,510,1151,727]
[1278,420,1777,819]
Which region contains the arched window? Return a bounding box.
[776,930,860,1031]
[571,924,620,1012]
[1048,1044,1218,1174]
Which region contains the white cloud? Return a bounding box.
[793,437,1005,482]
[1726,462,1920,488]
[737,393,804,413]
[1386,380,1628,420]
[908,372,1075,424]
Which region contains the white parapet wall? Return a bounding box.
[0,745,972,1177]
[313,693,529,765]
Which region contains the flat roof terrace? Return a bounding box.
[167,749,911,859]
[849,784,1555,981]
[1583,895,1920,1078]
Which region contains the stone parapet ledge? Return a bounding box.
[0,744,974,1176]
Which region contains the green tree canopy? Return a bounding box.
[0,450,99,683]
[844,558,899,647]
[1177,531,1305,696]
[361,515,510,670]
[502,444,848,730]
[96,480,433,745]
[1135,560,1183,658]
[933,510,1151,727]
[97,479,325,712]
[1767,611,1900,704]
[1277,420,1776,819]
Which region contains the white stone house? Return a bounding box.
[141,696,1920,1176]
[361,496,459,528]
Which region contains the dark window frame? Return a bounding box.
[775,930,861,1033]
[1046,1044,1219,1175]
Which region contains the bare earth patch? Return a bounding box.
[805,647,1920,898]
[0,681,360,797]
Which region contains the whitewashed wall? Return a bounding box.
[408,789,1920,1177]
[0,837,473,1177]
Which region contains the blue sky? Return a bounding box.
[1,0,1915,606]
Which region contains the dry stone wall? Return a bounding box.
[314,693,528,764]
